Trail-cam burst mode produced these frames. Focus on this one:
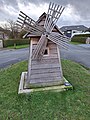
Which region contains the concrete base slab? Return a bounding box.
[18,72,73,94]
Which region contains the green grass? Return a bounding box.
[7,44,29,49]
[70,41,82,45]
[0,60,90,120]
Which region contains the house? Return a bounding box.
[60,25,88,37]
[0,27,9,39]
[0,27,4,39]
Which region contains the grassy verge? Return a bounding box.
[7,44,29,49]
[0,60,90,120]
[70,41,82,45]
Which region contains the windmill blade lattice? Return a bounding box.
[32,35,48,60]
[48,33,69,49]
[44,2,65,34]
[16,11,44,36]
[32,2,65,60]
[16,2,69,61]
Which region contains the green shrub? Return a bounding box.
[3,39,30,47]
[71,34,90,43]
[73,34,90,37]
[71,36,87,43]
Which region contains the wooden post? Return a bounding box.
[14,43,16,49]
[26,38,32,84]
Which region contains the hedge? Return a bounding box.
[3,39,30,47]
[73,34,90,37]
[71,34,90,43]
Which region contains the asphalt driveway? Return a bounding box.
[0,48,29,69]
[0,44,90,69]
[60,44,90,68]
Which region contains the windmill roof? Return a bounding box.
[36,12,46,23]
[37,12,63,34]
[23,33,40,38]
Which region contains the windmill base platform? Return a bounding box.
[18,72,73,94]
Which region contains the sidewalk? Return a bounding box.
[0,48,14,51]
[78,44,90,49]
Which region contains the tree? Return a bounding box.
[18,29,27,38]
[7,19,19,39]
[1,19,19,39]
[1,19,27,39]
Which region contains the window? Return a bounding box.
[44,47,49,56]
[67,31,71,33]
[73,31,76,33]
[33,43,37,45]
[44,49,48,55]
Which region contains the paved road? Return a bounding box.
[61,44,90,68]
[0,44,90,69]
[0,48,29,69]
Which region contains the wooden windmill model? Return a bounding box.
[17,2,69,91]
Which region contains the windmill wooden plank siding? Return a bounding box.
[26,38,63,88]
[24,12,67,88]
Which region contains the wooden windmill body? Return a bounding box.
[17,2,69,90]
[26,14,65,88]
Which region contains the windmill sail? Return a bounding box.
[44,2,65,34]
[32,2,65,60]
[16,11,44,36]
[16,2,69,60]
[32,35,48,60]
[48,32,69,49]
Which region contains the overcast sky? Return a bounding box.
[0,0,90,28]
